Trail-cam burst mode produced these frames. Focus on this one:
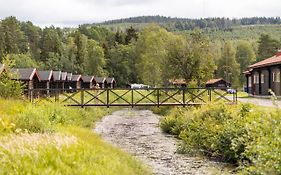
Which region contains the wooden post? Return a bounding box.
[81,89,84,108]
[131,89,134,108]
[107,88,109,108]
[157,89,160,107]
[182,88,186,107]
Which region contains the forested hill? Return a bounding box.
[92,15,281,31]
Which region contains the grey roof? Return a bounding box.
[96,77,106,83]
[52,71,61,81]
[72,74,82,81]
[67,73,72,81]
[106,77,116,83]
[82,75,95,83]
[11,68,39,81]
[38,70,53,81]
[61,72,68,81]
[0,64,5,74]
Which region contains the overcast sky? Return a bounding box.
[0,0,281,27]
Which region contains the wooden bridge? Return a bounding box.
[26,87,237,108]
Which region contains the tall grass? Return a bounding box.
[0,99,152,175]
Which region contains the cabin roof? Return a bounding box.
[38,70,53,81]
[248,52,281,69]
[96,77,106,83]
[72,74,82,81]
[67,73,72,81]
[61,72,68,81]
[106,77,115,83]
[52,71,61,81]
[82,75,95,83]
[206,78,229,85]
[11,68,40,81]
[170,79,186,85]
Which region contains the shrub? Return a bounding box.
[160,102,281,173]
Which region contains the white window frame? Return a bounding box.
[273,71,280,82]
[248,76,252,87]
[254,74,259,84]
[261,73,264,84]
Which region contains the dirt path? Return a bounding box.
[94,109,232,175]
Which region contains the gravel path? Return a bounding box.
[238,97,281,108]
[94,109,233,175]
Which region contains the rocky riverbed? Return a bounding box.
[94,109,233,175]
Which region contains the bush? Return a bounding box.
[160,103,281,173]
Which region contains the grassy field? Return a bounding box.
[0,99,151,175]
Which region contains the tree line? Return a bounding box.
[94,15,281,31]
[1,16,281,87]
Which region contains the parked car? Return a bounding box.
[227,88,236,94]
[130,84,150,89]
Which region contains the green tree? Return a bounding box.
[107,44,136,86]
[0,57,24,98]
[73,31,88,73]
[21,21,41,60]
[85,40,107,76]
[125,26,138,44]
[236,40,256,84]
[257,34,280,61]
[0,16,27,58]
[217,41,240,86]
[40,26,63,62]
[136,25,172,86]
[165,29,216,85]
[5,53,38,68]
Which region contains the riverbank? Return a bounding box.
[95,109,233,175]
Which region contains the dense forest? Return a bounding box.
[93,15,281,31]
[1,16,281,87]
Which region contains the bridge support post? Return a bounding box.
[131,89,134,108]
[157,89,160,107]
[182,88,186,107]
[107,89,109,108]
[81,89,84,108]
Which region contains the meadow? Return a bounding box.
[0,99,151,175]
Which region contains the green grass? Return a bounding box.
[0,99,152,175]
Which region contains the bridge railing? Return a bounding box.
[24,87,237,107]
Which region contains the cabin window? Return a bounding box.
[253,74,259,84]
[261,73,264,84]
[248,77,252,87]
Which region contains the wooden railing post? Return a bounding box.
[182,88,186,107]
[107,88,109,108]
[131,89,134,108]
[157,89,160,107]
[81,89,84,108]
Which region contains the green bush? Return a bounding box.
[160,103,281,173]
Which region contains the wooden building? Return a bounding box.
[95,77,107,88]
[70,74,82,89]
[106,77,116,88]
[169,79,187,87]
[37,70,54,95]
[61,72,68,90]
[244,51,281,96]
[81,75,96,89]
[64,73,72,89]
[206,78,231,88]
[52,71,62,89]
[11,68,41,90]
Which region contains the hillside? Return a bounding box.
[92,15,281,32]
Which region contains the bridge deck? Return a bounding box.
[26,87,237,107]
